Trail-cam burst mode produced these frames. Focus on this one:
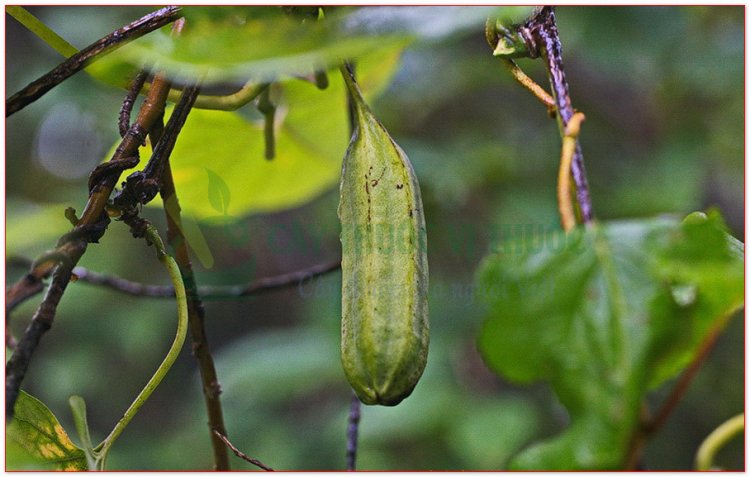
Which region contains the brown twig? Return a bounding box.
[6,6,181,116]
[6,242,85,419]
[161,161,231,470]
[624,325,723,469]
[5,64,173,420]
[149,54,229,466]
[119,71,149,138]
[646,326,723,435]
[346,392,362,471]
[8,257,340,300]
[4,71,164,351]
[6,267,49,315]
[491,8,594,224]
[213,430,273,471]
[80,72,172,225]
[524,7,594,223]
[501,58,556,117]
[115,84,199,211]
[9,256,340,301]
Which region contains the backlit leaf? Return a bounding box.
[102,7,411,84]
[105,46,402,220]
[95,7,529,85]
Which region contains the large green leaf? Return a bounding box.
[109,46,402,220]
[47,6,529,92]
[98,7,409,84]
[14,6,533,88]
[477,211,743,470]
[92,6,531,84]
[6,391,88,471]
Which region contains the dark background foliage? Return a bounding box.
[6,6,743,470]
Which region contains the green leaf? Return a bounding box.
[476,212,743,470]
[105,45,402,220]
[93,7,530,85]
[68,396,98,470]
[102,7,411,84]
[6,391,87,471]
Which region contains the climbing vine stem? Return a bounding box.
[558,112,585,231]
[695,413,744,470]
[5,5,77,57]
[93,224,188,470]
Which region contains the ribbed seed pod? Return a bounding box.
[338,65,429,406]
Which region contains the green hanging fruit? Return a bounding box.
[338,64,429,406]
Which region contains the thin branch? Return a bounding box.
[79,71,172,225]
[526,7,594,223]
[501,58,556,117]
[9,5,267,114]
[155,81,269,111]
[5,61,173,420]
[113,84,200,211]
[160,139,230,470]
[6,6,181,116]
[624,324,724,469]
[8,257,341,300]
[6,244,84,419]
[645,326,723,436]
[119,71,149,138]
[346,392,362,471]
[213,431,273,471]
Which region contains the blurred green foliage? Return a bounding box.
[478,212,743,469]
[5,6,743,470]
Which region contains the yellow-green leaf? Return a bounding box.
[101,7,410,84]
[105,47,403,220]
[7,391,87,471]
